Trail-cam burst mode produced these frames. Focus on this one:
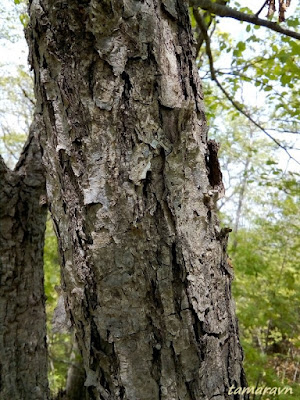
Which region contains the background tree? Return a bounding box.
[209,108,300,398]
[0,117,49,399]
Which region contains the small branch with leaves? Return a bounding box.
[193,6,300,165]
[190,0,300,40]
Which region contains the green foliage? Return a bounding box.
[44,218,72,395]
[0,0,32,167]
[197,4,300,152]
[230,195,300,394]
[0,66,33,166]
[203,24,300,382]
[212,100,300,394]
[13,0,29,27]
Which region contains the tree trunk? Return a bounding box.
[0,116,49,399]
[65,339,89,400]
[27,1,247,399]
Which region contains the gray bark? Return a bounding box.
[65,340,88,400]
[0,116,49,399]
[232,156,250,252]
[53,339,88,400]
[27,1,247,399]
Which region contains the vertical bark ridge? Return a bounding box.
[0,116,49,399]
[27,0,247,398]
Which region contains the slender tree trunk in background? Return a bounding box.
[232,156,250,252]
[54,339,88,400]
[0,116,49,400]
[28,1,247,399]
[65,340,89,400]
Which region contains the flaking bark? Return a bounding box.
[27,1,247,399]
[0,116,49,399]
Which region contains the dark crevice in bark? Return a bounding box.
[189,306,205,361]
[171,242,184,317]
[188,59,201,111]
[149,276,164,311]
[206,139,223,189]
[90,321,112,395]
[148,315,163,397]
[87,318,128,400]
[207,209,212,220]
[45,99,56,133]
[52,216,61,238]
[87,387,98,400]
[146,42,157,66]
[176,52,189,100]
[185,380,199,400]
[142,170,152,198]
[121,71,132,101]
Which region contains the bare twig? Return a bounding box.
[215,70,291,105]
[193,9,214,57]
[193,8,216,80]
[193,2,230,56]
[20,86,35,106]
[215,80,299,164]
[256,0,270,17]
[267,128,300,134]
[190,0,300,40]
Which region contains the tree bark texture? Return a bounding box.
[65,340,89,400]
[28,1,247,399]
[0,117,49,399]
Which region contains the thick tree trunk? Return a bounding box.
[0,116,49,399]
[28,1,247,399]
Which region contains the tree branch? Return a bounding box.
[190,0,300,40]
[267,128,300,134]
[193,8,216,80]
[255,0,269,17]
[215,79,300,165]
[20,86,35,106]
[195,8,300,165]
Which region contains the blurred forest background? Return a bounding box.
[0,0,299,398]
